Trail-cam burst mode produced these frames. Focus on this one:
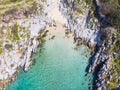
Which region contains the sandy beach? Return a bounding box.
[44,0,74,42]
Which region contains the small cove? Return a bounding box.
[7,31,93,90]
[7,0,93,89]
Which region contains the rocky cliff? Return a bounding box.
[59,0,119,90]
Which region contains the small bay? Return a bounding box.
[7,33,93,90]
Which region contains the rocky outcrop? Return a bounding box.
[0,0,67,89]
[0,1,51,89]
[59,0,116,90]
[88,0,116,89]
[0,16,48,89]
[60,0,102,48]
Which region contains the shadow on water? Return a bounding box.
[85,0,113,89]
[85,44,100,90]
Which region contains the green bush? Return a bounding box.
[0,48,3,54]
[4,44,13,50]
[11,23,20,42]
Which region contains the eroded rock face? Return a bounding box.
[88,0,117,89]
[0,16,48,89]
[59,0,117,90]
[60,0,102,48]
[0,1,48,89]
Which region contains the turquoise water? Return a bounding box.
[7,36,93,90]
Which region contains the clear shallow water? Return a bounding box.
[7,36,93,90]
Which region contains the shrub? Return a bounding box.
[0,48,3,54]
[4,44,13,50]
[11,23,20,41]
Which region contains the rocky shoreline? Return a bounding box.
[0,0,67,89]
[89,0,117,89]
[60,0,102,48]
[59,0,117,90]
[0,1,51,89]
[0,15,47,90]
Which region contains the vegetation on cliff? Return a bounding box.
[98,0,120,89]
[0,0,44,16]
[76,0,120,89]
